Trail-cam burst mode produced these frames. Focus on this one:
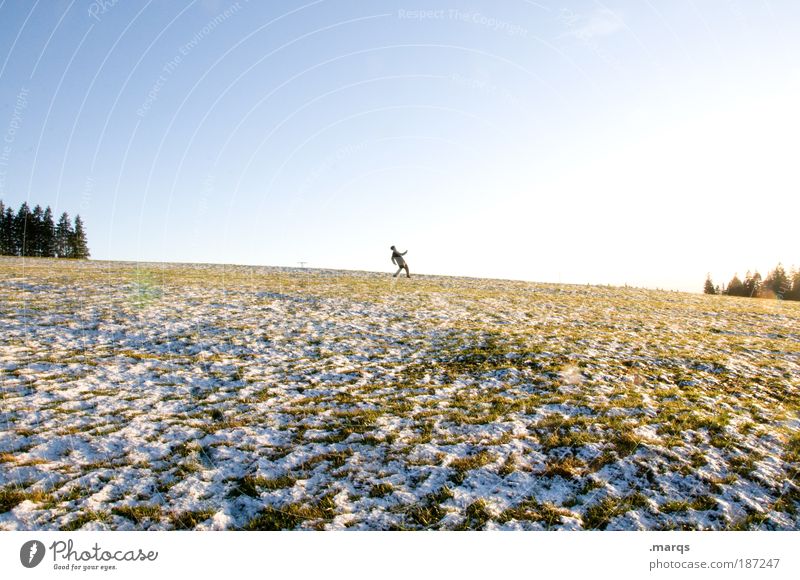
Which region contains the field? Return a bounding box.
[1,257,799,530]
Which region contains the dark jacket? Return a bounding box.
[391,249,407,265]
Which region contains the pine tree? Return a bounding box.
[68,215,90,259]
[30,205,44,256]
[743,271,762,298]
[704,274,716,295]
[725,274,745,297]
[789,268,800,302]
[2,206,14,255]
[55,212,72,258]
[0,200,5,255]
[764,264,790,299]
[42,206,55,257]
[15,202,31,256]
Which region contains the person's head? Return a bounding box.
[390,245,395,250]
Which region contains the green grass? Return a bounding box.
[169,509,216,530]
[111,504,162,524]
[0,485,52,513]
[401,487,455,529]
[60,510,111,531]
[498,497,571,527]
[3,257,800,530]
[541,456,586,479]
[582,493,650,530]
[449,451,495,483]
[244,495,337,530]
[659,495,717,514]
[229,474,296,498]
[457,499,493,530]
[369,483,394,498]
[729,510,771,530]
[297,451,351,471]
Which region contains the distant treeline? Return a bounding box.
[0,199,89,259]
[704,264,800,300]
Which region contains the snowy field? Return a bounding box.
[1,257,799,530]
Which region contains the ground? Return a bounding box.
[1,257,799,530]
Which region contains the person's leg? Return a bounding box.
[404,264,410,278]
[394,265,403,277]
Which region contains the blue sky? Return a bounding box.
[1,0,798,291]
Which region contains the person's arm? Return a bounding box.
[401,251,407,256]
[392,256,396,265]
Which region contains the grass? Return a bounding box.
[2,257,799,530]
[448,451,495,483]
[729,454,761,477]
[243,506,307,531]
[541,456,586,479]
[582,493,650,530]
[229,474,296,498]
[244,495,337,530]
[498,497,571,527]
[612,431,644,457]
[457,499,493,530]
[0,487,27,513]
[729,510,771,531]
[498,453,517,477]
[369,483,394,498]
[111,504,162,524]
[401,487,455,529]
[169,509,216,530]
[659,494,717,515]
[0,485,52,513]
[784,433,800,463]
[60,510,111,531]
[297,451,351,471]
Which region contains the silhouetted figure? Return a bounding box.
[391,245,410,278]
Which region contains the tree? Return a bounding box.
[30,205,44,256]
[0,202,88,259]
[789,267,800,302]
[1,206,14,255]
[68,215,90,259]
[14,202,31,256]
[743,271,762,298]
[704,274,716,295]
[41,206,55,257]
[0,200,5,255]
[763,263,789,298]
[725,274,745,297]
[55,212,72,258]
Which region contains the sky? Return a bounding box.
[0,0,798,292]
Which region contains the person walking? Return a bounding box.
[390,245,410,278]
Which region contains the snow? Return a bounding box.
[1,257,799,530]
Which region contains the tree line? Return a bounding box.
[704,264,800,300]
[0,199,90,259]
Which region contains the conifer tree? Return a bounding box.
[15,202,31,256]
[764,263,789,298]
[789,268,800,302]
[703,274,716,295]
[30,205,44,256]
[0,200,5,255]
[743,271,761,298]
[2,206,14,255]
[55,212,72,258]
[42,206,55,257]
[725,274,745,297]
[68,215,90,259]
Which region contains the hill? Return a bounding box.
[1,257,799,530]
